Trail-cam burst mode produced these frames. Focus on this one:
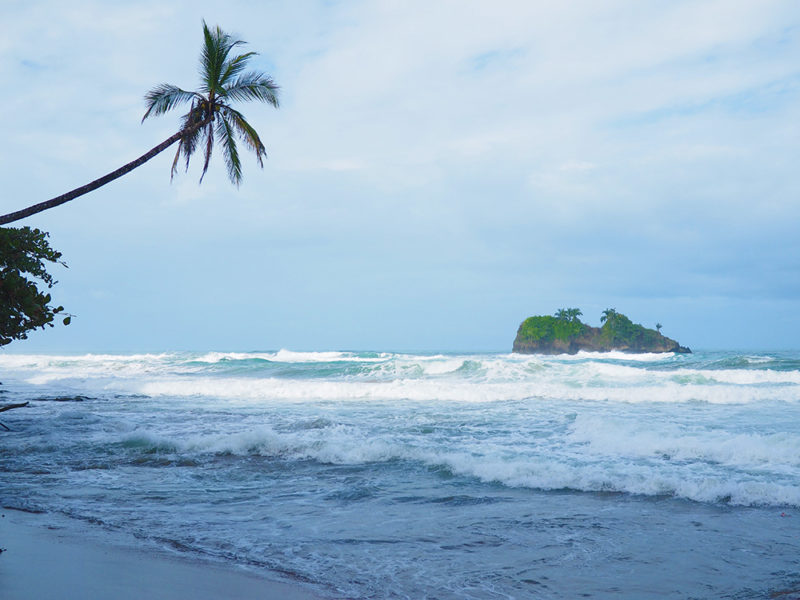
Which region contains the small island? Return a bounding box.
[513,308,691,355]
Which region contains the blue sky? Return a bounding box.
[2,0,799,352]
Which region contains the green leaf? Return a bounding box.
[1,226,69,345]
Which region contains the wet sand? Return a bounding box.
[0,509,323,600]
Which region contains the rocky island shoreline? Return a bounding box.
[513,308,691,355]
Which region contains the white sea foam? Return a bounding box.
[116,419,800,507]
[193,351,279,363]
[510,350,675,362]
[130,375,800,406]
[572,350,675,361]
[192,349,394,364]
[686,368,800,385]
[568,415,800,469]
[4,350,799,405]
[0,352,174,370]
[271,349,387,363]
[4,350,797,391]
[0,352,183,386]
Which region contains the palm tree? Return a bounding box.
[555,308,583,322]
[656,323,663,333]
[0,21,279,226]
[600,308,617,324]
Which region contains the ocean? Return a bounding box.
[1,349,799,598]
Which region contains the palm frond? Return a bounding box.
[224,73,280,107]
[216,115,242,185]
[182,124,205,171]
[171,127,203,181]
[198,122,215,183]
[200,21,223,93]
[171,108,205,180]
[218,51,257,89]
[171,144,182,180]
[200,20,244,96]
[220,106,266,167]
[142,84,199,122]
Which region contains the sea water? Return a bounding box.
[1,350,799,598]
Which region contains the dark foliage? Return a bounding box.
[0,227,70,346]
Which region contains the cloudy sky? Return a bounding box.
[2,0,799,352]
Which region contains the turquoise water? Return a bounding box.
[1,350,799,598]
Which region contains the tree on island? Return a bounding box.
[555,308,583,322]
[600,308,618,324]
[0,21,279,226]
[656,323,663,333]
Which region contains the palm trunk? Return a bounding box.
[0,118,210,226]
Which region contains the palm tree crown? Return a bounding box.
[0,21,279,227]
[142,21,279,186]
[600,308,618,324]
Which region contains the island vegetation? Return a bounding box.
[513,308,691,354]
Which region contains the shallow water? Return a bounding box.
[1,350,799,598]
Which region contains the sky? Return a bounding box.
[1,0,799,352]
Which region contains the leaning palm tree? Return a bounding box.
[0,21,279,226]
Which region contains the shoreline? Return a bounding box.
[0,508,325,600]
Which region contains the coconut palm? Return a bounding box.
[0,21,279,226]
[600,308,618,324]
[143,21,279,185]
[555,308,583,322]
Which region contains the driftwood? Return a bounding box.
[0,402,29,431]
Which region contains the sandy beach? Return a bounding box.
[0,508,323,600]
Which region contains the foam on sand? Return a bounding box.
[0,509,322,600]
